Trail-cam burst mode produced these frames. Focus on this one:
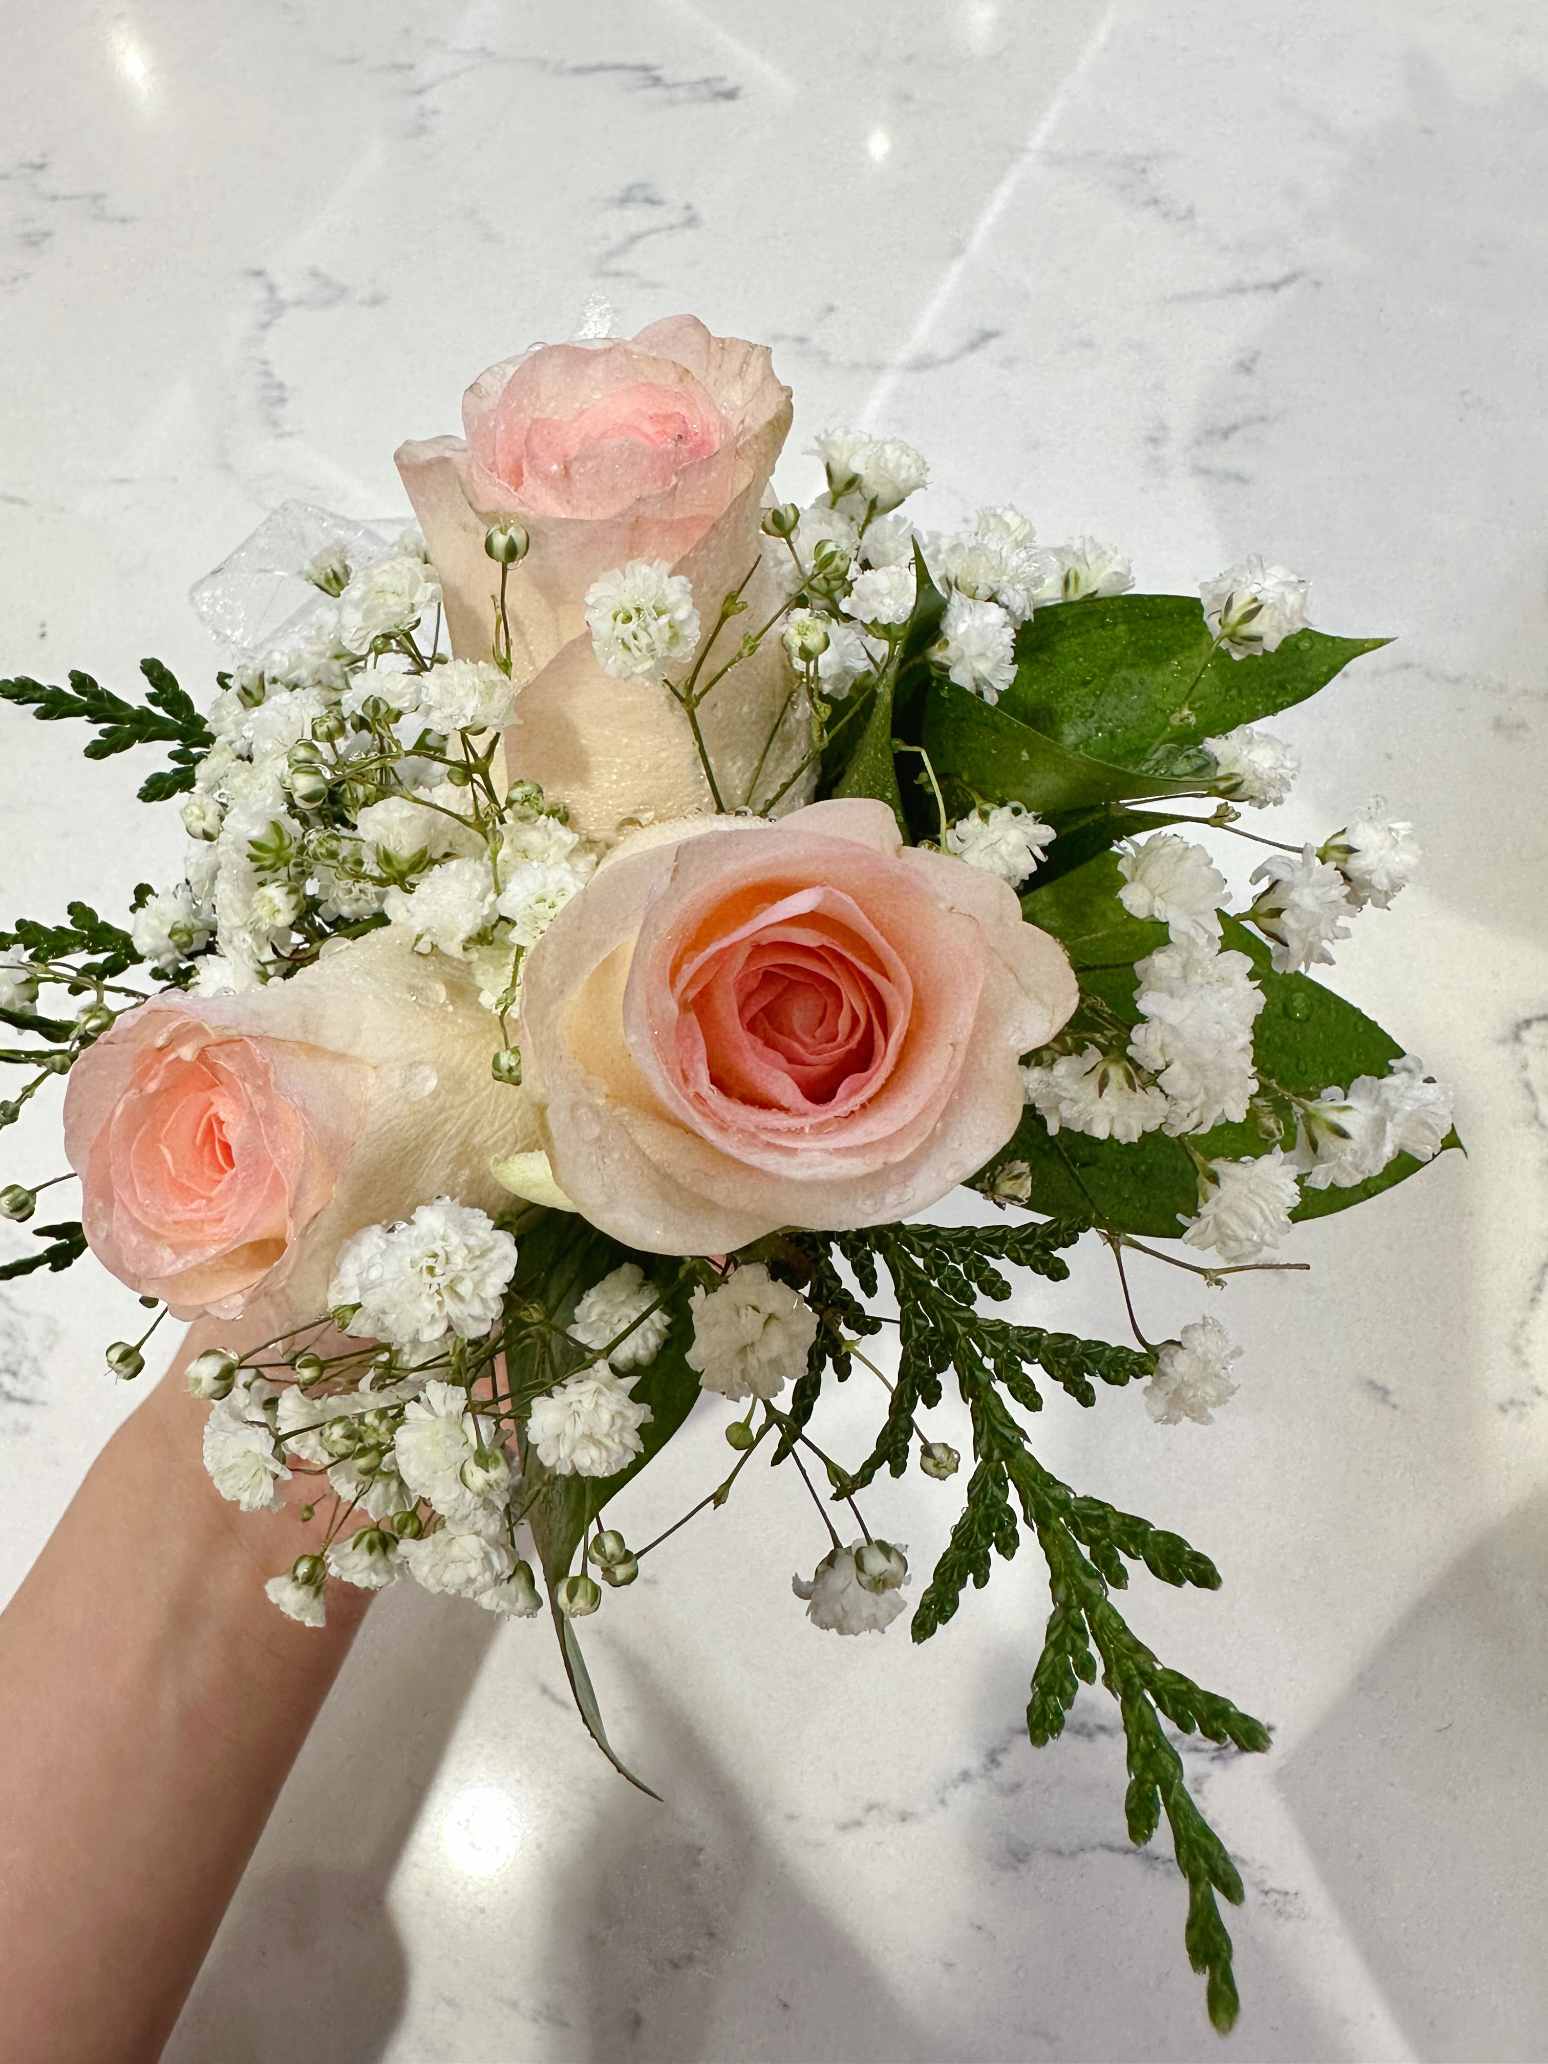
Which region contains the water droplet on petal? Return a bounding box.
[1284,990,1312,1021]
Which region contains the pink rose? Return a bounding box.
[396,316,811,840]
[64,934,532,1322]
[518,799,1078,1254]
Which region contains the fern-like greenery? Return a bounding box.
[0,658,211,800]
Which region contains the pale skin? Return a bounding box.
[0,1322,373,2064]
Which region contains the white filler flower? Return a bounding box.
[945,802,1056,885]
[569,1262,672,1372]
[844,563,916,628]
[1145,1318,1241,1425]
[585,561,701,679]
[1050,537,1134,601]
[1201,557,1308,658]
[1023,1048,1169,1144]
[1324,810,1421,909]
[936,593,1016,703]
[326,1527,401,1591]
[339,551,441,650]
[330,1200,518,1350]
[400,1528,515,1600]
[203,1388,289,1512]
[687,1264,818,1401]
[1204,725,1299,807]
[383,855,497,959]
[418,658,518,735]
[1116,834,1226,942]
[394,1379,501,1524]
[793,1540,910,1634]
[1247,846,1355,972]
[1182,1150,1301,1263]
[527,1368,653,1477]
[265,1570,326,1627]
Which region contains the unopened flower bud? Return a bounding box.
[181,794,223,841]
[1,1183,37,1222]
[303,545,351,597]
[444,763,473,788]
[484,520,530,565]
[310,707,348,744]
[38,1052,74,1076]
[504,1559,542,1613]
[724,1419,757,1451]
[287,740,325,770]
[358,693,398,728]
[286,765,331,810]
[0,1101,22,1128]
[504,780,545,817]
[353,1444,388,1480]
[106,1341,145,1380]
[785,615,831,663]
[811,539,852,579]
[359,1408,398,1444]
[74,1002,114,1040]
[187,1347,239,1400]
[987,1160,1031,1206]
[588,1529,629,1568]
[491,1046,523,1086]
[460,1445,512,1498]
[235,671,267,710]
[760,502,801,539]
[291,1350,325,1383]
[321,1417,360,1458]
[291,1553,325,1588]
[556,1573,601,1619]
[600,1554,639,1588]
[919,1441,960,1481]
[330,1301,362,1332]
[391,1509,423,1539]
[853,1539,908,1594]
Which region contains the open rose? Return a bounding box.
[518,799,1077,1253]
[63,933,532,1322]
[396,316,811,841]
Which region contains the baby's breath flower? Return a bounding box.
[329,1200,517,1351]
[1022,1047,1169,1143]
[265,1566,327,1627]
[844,563,915,628]
[495,859,589,949]
[527,1368,652,1478]
[1049,537,1133,602]
[584,561,700,679]
[326,1527,401,1590]
[1201,557,1308,658]
[1116,834,1226,943]
[1321,809,1420,910]
[793,1541,910,1635]
[130,884,210,971]
[1181,1150,1300,1263]
[569,1262,671,1372]
[339,551,440,650]
[1145,1317,1240,1425]
[418,659,518,735]
[935,592,1016,702]
[945,803,1055,885]
[384,856,496,959]
[203,1387,288,1512]
[1203,725,1299,807]
[1247,846,1355,972]
[687,1265,817,1401]
[400,1528,514,1601]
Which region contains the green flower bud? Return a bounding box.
[0,1183,37,1222]
[919,1441,960,1481]
[588,1529,629,1568]
[286,765,331,810]
[760,502,801,539]
[460,1445,512,1498]
[235,672,268,710]
[0,1101,23,1128]
[785,615,831,663]
[106,1341,145,1380]
[504,780,545,817]
[38,1052,74,1077]
[291,1350,325,1383]
[330,1301,362,1332]
[291,1553,326,1588]
[444,763,473,788]
[556,1573,601,1619]
[186,1347,239,1401]
[321,1417,360,1460]
[181,794,223,842]
[353,1444,388,1480]
[287,740,325,770]
[724,1419,757,1450]
[600,1555,639,1588]
[484,520,531,565]
[310,708,348,744]
[491,1046,523,1086]
[391,1509,424,1539]
[503,1559,543,1614]
[74,1002,115,1040]
[853,1539,908,1595]
[358,693,399,728]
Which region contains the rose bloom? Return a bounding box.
[396,315,810,839]
[519,798,1077,1253]
[63,933,531,1322]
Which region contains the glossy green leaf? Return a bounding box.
[832,542,947,830]
[923,680,1192,817]
[1000,596,1388,771]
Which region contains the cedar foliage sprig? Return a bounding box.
[0,1221,87,1281]
[0,658,211,800]
[0,903,142,983]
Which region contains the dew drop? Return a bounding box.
[400,1064,439,1100]
[1284,991,1312,1022]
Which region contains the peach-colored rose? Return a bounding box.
[518,799,1078,1254]
[396,316,811,841]
[64,933,533,1322]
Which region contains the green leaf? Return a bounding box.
[1022,850,1168,968]
[831,542,947,830]
[923,679,1191,817]
[0,660,211,801]
[999,595,1389,771]
[509,1213,702,1794]
[0,1220,86,1280]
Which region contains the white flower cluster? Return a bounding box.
[1296,1055,1453,1190]
[1146,1317,1241,1426]
[812,430,930,516]
[1204,725,1299,808]
[527,1367,652,1478]
[1201,557,1308,658]
[945,802,1056,885]
[1182,1150,1300,1263]
[330,1198,518,1352]
[1116,833,1226,943]
[568,1262,672,1372]
[686,1264,818,1402]
[584,560,701,679]
[793,1539,910,1635]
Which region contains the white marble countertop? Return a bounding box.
[3,3,1546,2059]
